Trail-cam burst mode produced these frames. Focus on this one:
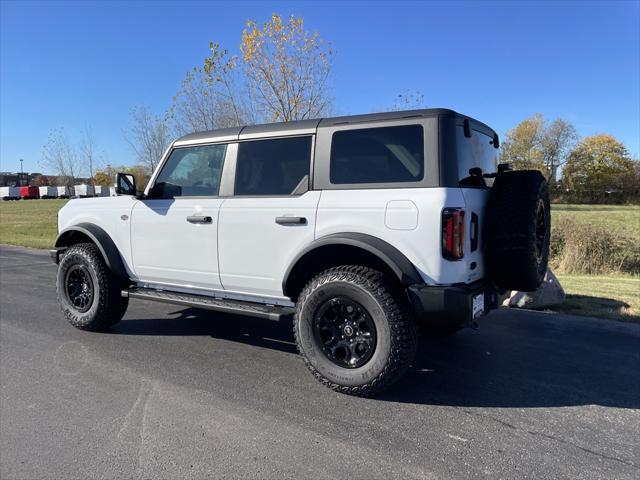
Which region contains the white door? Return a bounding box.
[130,143,228,291]
[218,136,318,298]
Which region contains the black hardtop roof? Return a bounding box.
[173,108,496,146]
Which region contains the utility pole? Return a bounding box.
[19,159,26,186]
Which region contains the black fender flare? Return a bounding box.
[54,223,128,279]
[282,232,424,296]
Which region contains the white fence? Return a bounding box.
[2,184,119,200]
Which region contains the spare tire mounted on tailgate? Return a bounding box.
[485,170,551,292]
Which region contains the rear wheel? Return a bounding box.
[56,243,128,331]
[294,266,417,396]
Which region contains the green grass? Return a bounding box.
[555,274,639,322]
[552,204,640,241]
[0,199,68,249]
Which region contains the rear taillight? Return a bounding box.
[442,208,465,260]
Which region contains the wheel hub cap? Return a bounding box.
[65,265,94,313]
[313,296,377,369]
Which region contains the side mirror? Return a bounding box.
[115,173,136,196]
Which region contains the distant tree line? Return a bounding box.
[500,114,639,203]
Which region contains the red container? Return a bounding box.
[19,186,40,199]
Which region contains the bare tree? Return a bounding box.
[170,44,250,135]
[388,90,426,111]
[79,126,99,186]
[500,114,577,184]
[41,129,79,187]
[169,14,333,134]
[541,118,578,185]
[125,105,171,171]
[240,14,333,122]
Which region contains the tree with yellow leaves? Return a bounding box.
[240,14,333,122]
[563,134,636,199]
[500,114,577,185]
[169,14,333,132]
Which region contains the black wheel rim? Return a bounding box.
[535,199,547,261]
[313,296,377,369]
[65,265,94,313]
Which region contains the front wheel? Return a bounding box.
[56,243,128,331]
[294,266,417,397]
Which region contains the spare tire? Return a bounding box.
[485,170,550,291]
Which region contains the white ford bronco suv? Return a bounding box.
[52,109,550,396]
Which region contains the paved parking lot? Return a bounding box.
[1,245,639,479]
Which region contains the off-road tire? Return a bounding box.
[56,243,128,331]
[294,266,418,397]
[485,170,551,291]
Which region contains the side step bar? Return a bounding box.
[122,287,294,321]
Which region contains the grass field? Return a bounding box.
[552,204,640,241]
[555,274,639,322]
[0,199,67,249]
[1,199,638,322]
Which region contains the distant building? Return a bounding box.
[0,172,90,187]
[0,172,30,186]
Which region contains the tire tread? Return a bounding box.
[294,265,417,397]
[56,243,128,331]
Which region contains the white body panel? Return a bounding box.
[459,187,490,284]
[58,186,486,298]
[315,188,481,285]
[130,198,224,290]
[218,191,321,297]
[57,196,138,276]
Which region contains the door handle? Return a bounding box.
[187,215,213,224]
[275,216,307,225]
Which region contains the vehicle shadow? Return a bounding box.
[555,293,638,322]
[112,307,298,355]
[112,307,640,409]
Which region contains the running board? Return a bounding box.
[122,287,294,321]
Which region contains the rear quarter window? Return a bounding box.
[330,125,424,184]
[456,127,499,185]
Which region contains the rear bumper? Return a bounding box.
[407,279,502,329]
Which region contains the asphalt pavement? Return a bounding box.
[1,244,639,479]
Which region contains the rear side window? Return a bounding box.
[235,136,312,196]
[330,125,424,184]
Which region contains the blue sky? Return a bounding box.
[1,0,639,174]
